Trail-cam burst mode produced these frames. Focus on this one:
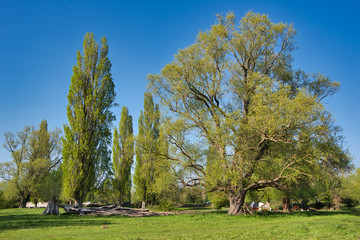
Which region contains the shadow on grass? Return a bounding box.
[176,207,213,211]
[1,208,358,232]
[250,210,360,218]
[179,208,360,219]
[0,211,127,231]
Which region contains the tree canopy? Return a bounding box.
[1,120,62,208]
[148,11,351,215]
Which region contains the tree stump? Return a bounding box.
[42,196,59,215]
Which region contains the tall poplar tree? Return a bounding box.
[112,106,134,205]
[62,33,116,206]
[134,92,160,209]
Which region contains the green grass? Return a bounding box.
[1,208,360,239]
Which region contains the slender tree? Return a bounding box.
[148,12,351,215]
[62,33,116,206]
[112,106,134,205]
[134,92,160,209]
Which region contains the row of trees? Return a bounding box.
[0,12,356,215]
[0,33,174,213]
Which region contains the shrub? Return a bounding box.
[342,198,358,210]
[210,192,229,210]
[159,199,176,211]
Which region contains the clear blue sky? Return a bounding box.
[1,0,359,167]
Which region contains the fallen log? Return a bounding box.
[61,205,167,217]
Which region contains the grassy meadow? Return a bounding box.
[1,208,360,239]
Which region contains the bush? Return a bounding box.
[310,201,326,210]
[210,192,229,210]
[0,182,19,209]
[179,187,204,204]
[342,198,358,210]
[159,199,176,211]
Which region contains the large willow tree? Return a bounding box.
[148,12,350,215]
[1,120,62,209]
[62,33,116,206]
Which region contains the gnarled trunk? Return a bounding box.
[228,190,249,215]
[331,192,342,210]
[42,196,59,215]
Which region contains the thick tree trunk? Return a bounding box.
[331,192,342,210]
[227,191,249,215]
[282,197,291,212]
[42,196,59,215]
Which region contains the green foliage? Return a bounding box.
[0,190,5,209]
[86,178,116,204]
[342,198,358,210]
[0,181,18,209]
[148,11,352,214]
[210,192,229,210]
[1,120,62,207]
[179,186,205,204]
[151,130,180,207]
[134,92,160,207]
[284,137,352,210]
[62,33,116,205]
[112,106,134,204]
[247,189,264,203]
[31,120,62,203]
[342,168,360,208]
[133,92,179,208]
[35,166,62,203]
[158,198,176,211]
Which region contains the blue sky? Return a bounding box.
[0,0,359,167]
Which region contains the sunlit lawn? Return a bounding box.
[1,208,360,239]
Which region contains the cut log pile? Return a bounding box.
[61,205,172,217]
